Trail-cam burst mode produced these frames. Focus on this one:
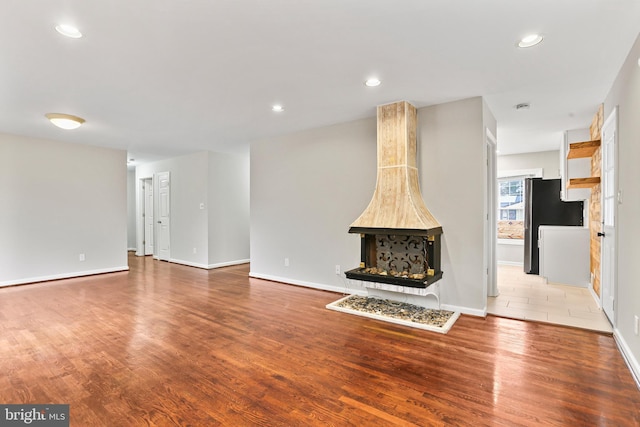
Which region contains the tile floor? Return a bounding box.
[488,264,613,333]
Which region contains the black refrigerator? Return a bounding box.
[523,178,584,274]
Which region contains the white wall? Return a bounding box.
[419,97,489,313]
[136,150,250,269]
[250,97,492,314]
[127,169,137,250]
[250,118,376,294]
[208,152,250,267]
[0,133,128,286]
[497,241,524,266]
[604,33,640,383]
[497,150,560,179]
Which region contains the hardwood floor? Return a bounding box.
[1,254,638,426]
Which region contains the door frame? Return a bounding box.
[137,175,153,257]
[600,107,618,324]
[142,177,154,255]
[485,128,498,298]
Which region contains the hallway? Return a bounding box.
[488,264,613,333]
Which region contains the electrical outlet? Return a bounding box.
[634,315,639,336]
[79,253,85,262]
[335,265,341,275]
[284,258,289,267]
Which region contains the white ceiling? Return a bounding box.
[2,1,639,165]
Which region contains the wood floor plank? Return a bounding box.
[0,254,639,426]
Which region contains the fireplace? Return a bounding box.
[346,101,443,289]
[345,231,442,289]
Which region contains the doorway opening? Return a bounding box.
[141,178,154,255]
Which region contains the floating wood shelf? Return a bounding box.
[568,177,600,189]
[567,139,601,159]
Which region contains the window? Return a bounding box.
[496,169,542,240]
[497,177,525,239]
[499,178,524,221]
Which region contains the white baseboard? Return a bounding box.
[169,258,250,270]
[613,329,640,390]
[208,259,250,269]
[0,266,130,288]
[441,303,486,317]
[169,258,209,269]
[248,272,367,296]
[127,247,137,252]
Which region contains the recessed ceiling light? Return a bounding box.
[55,24,82,39]
[272,105,284,112]
[45,113,85,130]
[365,78,381,87]
[518,34,543,48]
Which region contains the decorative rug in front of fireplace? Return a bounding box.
[326,295,460,334]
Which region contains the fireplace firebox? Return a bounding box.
[345,228,442,288]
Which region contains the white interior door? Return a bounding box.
[143,178,154,255]
[156,171,171,261]
[600,107,617,324]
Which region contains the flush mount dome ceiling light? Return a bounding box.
[271,105,284,112]
[518,34,543,48]
[45,113,85,130]
[365,78,381,87]
[55,24,82,38]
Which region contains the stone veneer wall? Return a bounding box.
[589,105,603,296]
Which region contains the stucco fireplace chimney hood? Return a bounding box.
[349,101,442,237]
